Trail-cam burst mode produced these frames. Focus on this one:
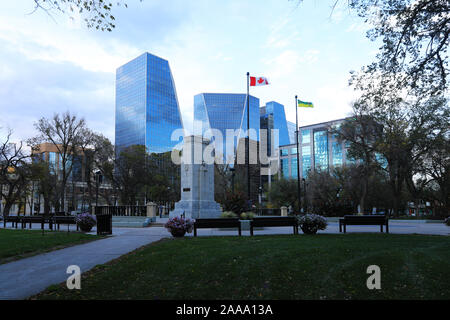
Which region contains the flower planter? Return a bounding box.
[297,214,328,235]
[300,226,318,235]
[170,229,186,238]
[79,224,93,232]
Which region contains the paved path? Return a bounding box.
[0,227,167,300]
[0,220,448,300]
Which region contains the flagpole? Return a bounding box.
[295,95,301,214]
[246,72,251,203]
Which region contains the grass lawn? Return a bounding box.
[34,234,450,300]
[0,228,102,264]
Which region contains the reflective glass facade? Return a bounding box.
[287,121,297,144]
[291,158,298,178]
[193,93,259,161]
[278,118,356,180]
[115,53,183,156]
[260,101,290,156]
[302,129,311,144]
[332,141,343,166]
[314,130,328,170]
[302,145,311,177]
[281,158,289,177]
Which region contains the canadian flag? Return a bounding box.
[250,76,269,86]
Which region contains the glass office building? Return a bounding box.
[115,52,184,156]
[260,101,291,156]
[287,121,297,144]
[278,118,351,179]
[193,93,260,162]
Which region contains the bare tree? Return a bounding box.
[28,111,87,213]
[0,130,30,217]
[29,0,137,31]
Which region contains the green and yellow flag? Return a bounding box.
[297,100,314,108]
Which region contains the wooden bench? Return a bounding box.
[54,216,79,231]
[193,218,241,237]
[20,216,46,229]
[339,215,389,233]
[3,216,20,229]
[250,217,298,236]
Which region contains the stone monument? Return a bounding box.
[170,135,222,219]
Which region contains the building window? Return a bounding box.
[281,158,290,177]
[291,147,297,155]
[314,130,328,171]
[332,141,343,166]
[291,158,298,178]
[302,129,311,144]
[49,152,57,172]
[302,146,311,177]
[280,148,289,156]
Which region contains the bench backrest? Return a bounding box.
[251,217,297,227]
[54,216,76,223]
[344,215,387,223]
[195,218,240,228]
[20,216,44,221]
[5,216,20,221]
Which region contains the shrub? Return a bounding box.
[297,214,327,235]
[75,213,96,232]
[222,191,250,215]
[221,211,238,218]
[164,216,195,237]
[240,212,255,220]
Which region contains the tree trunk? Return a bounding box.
[3,203,12,217]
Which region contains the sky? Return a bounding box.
[0,0,379,144]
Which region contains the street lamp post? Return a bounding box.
[302,178,307,213]
[230,167,235,194]
[95,171,101,207]
[167,186,171,215]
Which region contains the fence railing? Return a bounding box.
[94,205,147,216]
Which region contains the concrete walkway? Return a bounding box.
[0,227,167,300]
[0,219,448,300]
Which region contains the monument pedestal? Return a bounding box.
[170,135,222,219]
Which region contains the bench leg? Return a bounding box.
[386,222,389,234]
[339,222,342,233]
[343,224,346,234]
[380,225,383,233]
[250,226,254,236]
[238,226,241,236]
[194,227,197,237]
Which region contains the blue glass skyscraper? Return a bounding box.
[115,52,184,156]
[260,101,291,156]
[193,93,260,162]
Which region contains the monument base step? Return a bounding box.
[112,217,155,228]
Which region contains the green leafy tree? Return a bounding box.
[114,145,152,205]
[266,178,299,210]
[332,102,383,213]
